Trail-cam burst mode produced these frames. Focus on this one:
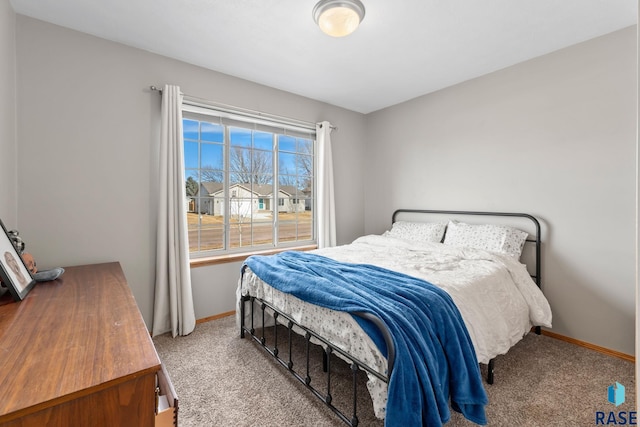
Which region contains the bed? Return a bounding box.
[237,209,552,426]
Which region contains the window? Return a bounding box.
[183,107,316,257]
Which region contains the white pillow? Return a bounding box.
[384,221,447,243]
[442,220,528,259]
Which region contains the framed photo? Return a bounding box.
[0,219,35,301]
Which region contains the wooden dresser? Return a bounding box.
[0,262,173,427]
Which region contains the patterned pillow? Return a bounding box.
[384,221,447,243]
[442,220,528,259]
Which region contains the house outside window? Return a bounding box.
[183,108,316,256]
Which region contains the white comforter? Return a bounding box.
[238,234,552,418]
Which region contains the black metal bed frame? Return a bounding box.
[239,209,543,426]
[239,287,394,427]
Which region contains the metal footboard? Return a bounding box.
[239,266,395,426]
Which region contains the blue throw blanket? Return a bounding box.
[244,251,487,427]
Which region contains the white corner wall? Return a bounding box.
[14,16,366,327]
[0,3,16,226]
[365,27,637,356]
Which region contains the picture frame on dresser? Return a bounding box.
[0,219,35,301]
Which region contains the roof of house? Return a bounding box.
[198,182,303,197]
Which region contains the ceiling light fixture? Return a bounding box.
[313,0,366,38]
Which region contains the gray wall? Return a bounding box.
[364,27,637,356]
[0,3,16,226]
[14,16,366,326]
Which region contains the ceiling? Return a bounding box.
[9,0,638,114]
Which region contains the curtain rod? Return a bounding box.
[150,85,337,131]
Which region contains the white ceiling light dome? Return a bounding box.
[313,0,366,38]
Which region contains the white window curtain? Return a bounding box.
[316,121,336,248]
[152,84,196,337]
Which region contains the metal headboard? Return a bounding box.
[391,209,542,288]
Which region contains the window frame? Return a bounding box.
[182,104,317,259]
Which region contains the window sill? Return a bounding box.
[189,244,318,268]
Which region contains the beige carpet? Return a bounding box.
[153,315,635,426]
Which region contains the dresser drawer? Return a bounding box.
[156,363,178,427]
